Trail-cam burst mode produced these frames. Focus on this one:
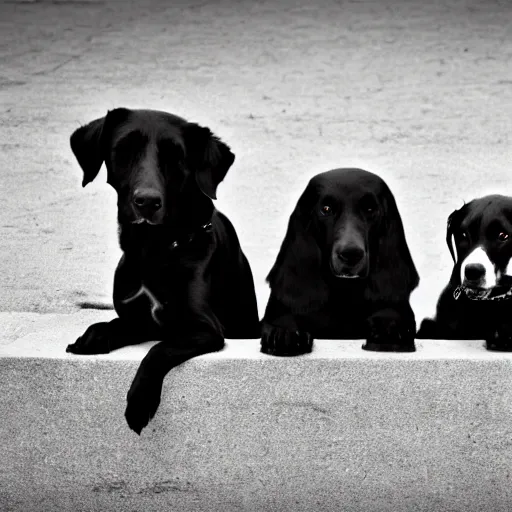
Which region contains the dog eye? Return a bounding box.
[498,232,509,242]
[320,205,332,216]
[360,196,377,215]
[363,204,378,217]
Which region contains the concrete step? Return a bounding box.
[1,311,512,512]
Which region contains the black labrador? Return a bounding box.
[66,108,260,434]
[417,195,512,350]
[261,168,419,355]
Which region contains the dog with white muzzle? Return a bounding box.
[417,194,512,350]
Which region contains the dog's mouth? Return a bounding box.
[329,262,363,279]
[131,218,161,226]
[333,272,361,279]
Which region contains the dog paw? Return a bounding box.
[364,311,416,352]
[66,322,112,354]
[415,318,438,339]
[487,325,512,352]
[260,323,313,356]
[125,374,163,435]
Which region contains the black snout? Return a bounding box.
[465,263,486,282]
[133,189,163,216]
[337,245,365,267]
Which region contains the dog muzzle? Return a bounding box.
[453,284,512,301]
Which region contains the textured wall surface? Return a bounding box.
[2,312,512,512]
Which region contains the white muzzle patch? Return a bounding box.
[498,258,512,282]
[460,246,496,289]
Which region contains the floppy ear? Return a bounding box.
[266,184,329,314]
[365,184,419,303]
[446,206,466,263]
[70,108,130,187]
[183,123,235,200]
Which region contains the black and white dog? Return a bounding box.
[417,195,512,350]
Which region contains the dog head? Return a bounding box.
[310,168,386,279]
[447,195,512,297]
[267,168,419,312]
[70,108,235,228]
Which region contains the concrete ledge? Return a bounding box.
[2,312,512,512]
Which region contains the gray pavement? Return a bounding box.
[1,0,512,323]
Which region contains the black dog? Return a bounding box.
[66,108,260,434]
[261,168,419,355]
[417,195,512,350]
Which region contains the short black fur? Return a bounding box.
[417,195,512,350]
[67,108,260,434]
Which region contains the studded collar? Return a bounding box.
[169,221,213,251]
[453,284,512,301]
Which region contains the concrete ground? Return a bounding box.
[1,0,512,322]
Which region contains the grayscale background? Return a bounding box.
[1,0,511,326]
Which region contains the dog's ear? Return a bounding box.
[365,184,419,303]
[70,108,130,187]
[266,183,329,314]
[446,206,466,263]
[183,123,235,200]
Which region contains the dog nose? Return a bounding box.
[465,263,486,281]
[133,189,163,212]
[337,246,365,266]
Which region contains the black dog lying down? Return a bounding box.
[66,108,260,434]
[417,195,512,350]
[261,168,419,355]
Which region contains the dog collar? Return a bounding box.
[169,222,212,251]
[453,285,512,301]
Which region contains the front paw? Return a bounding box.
[260,322,313,356]
[487,324,512,352]
[125,374,163,435]
[416,318,439,339]
[66,322,112,354]
[363,311,416,352]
